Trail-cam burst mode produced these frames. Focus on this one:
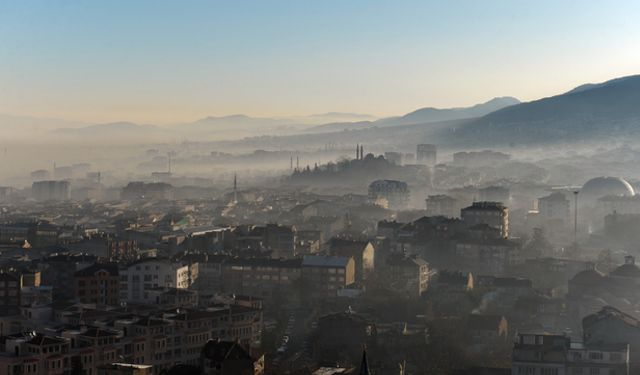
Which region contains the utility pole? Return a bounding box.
[573,190,579,249]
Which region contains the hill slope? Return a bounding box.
[308,97,519,133]
[444,75,640,146]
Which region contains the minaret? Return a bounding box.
[233,173,238,204]
[290,156,293,171]
[296,156,300,170]
[168,153,172,174]
[360,145,364,159]
[356,144,360,160]
[358,348,371,375]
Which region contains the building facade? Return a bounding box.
[74,263,120,305]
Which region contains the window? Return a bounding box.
[589,352,603,360]
[518,367,535,375]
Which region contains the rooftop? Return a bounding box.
[302,255,350,268]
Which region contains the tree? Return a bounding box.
[523,227,553,258]
[597,249,615,273]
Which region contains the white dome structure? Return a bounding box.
[580,177,635,203]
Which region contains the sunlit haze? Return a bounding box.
[1,0,639,123]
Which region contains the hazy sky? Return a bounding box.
[1,0,639,124]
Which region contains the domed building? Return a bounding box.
[568,262,605,297]
[580,177,635,204]
[610,256,640,279]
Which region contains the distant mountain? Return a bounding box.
[307,97,520,133]
[305,120,375,133]
[298,112,378,124]
[52,122,171,143]
[446,75,640,146]
[180,115,300,139]
[187,114,284,130]
[394,97,520,125]
[184,112,377,133]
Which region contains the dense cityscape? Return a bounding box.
[0,141,638,374]
[3,1,640,374]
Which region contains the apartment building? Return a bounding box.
[119,258,192,303]
[301,255,355,298]
[74,263,120,305]
[512,333,629,375]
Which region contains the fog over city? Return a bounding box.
[1,1,640,375]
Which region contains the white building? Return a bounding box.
[120,258,195,303]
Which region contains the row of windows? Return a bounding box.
[517,366,613,375]
[134,265,161,271]
[187,333,209,344]
[28,344,64,354]
[78,280,118,286]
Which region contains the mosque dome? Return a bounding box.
[580,177,635,202]
[570,268,605,285]
[611,256,640,278]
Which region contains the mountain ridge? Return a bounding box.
[442,75,640,146]
[307,97,520,133]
